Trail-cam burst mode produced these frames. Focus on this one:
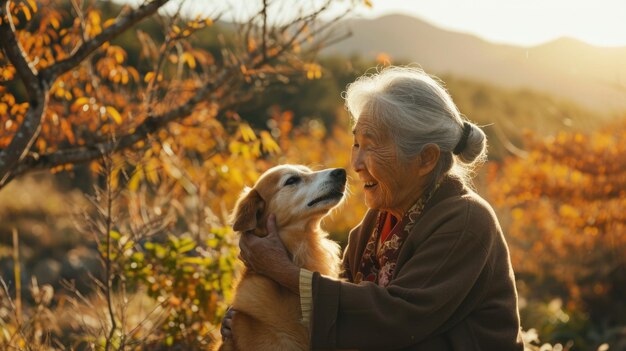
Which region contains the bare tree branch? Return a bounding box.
[0,1,39,93]
[262,0,268,61]
[0,1,49,186]
[296,8,353,55]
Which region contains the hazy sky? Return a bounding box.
[120,0,626,47]
[352,0,626,47]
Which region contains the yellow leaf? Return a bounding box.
[115,51,124,64]
[260,131,280,154]
[111,167,119,190]
[182,52,196,69]
[364,0,373,8]
[89,11,101,25]
[128,167,143,192]
[55,88,65,98]
[204,18,213,26]
[146,158,160,184]
[239,123,257,142]
[27,0,37,12]
[172,25,181,34]
[144,71,154,83]
[72,97,90,112]
[106,106,123,125]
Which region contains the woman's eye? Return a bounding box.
[284,176,301,186]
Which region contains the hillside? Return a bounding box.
[323,14,626,113]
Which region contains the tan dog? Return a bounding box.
[216,165,347,351]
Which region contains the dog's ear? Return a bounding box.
[231,188,265,233]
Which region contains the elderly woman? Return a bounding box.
[229,66,524,350]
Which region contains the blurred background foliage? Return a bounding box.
[0,0,625,350]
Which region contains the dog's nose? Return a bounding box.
[330,168,346,182]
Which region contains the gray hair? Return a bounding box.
[344,66,487,189]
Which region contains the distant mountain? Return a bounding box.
[323,14,626,113]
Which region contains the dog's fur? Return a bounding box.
[215,165,346,351]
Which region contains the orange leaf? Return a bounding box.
[22,5,31,21]
[106,106,123,125]
[50,17,60,29]
[103,18,116,29]
[128,67,139,82]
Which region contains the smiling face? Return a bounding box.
[351,114,429,218]
[231,165,347,236]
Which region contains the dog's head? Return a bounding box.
[231,165,347,237]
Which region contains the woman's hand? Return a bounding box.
[239,214,300,294]
[220,307,235,341]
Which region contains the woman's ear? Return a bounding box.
[417,144,441,176]
[231,188,265,233]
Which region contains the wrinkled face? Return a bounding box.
[351,114,425,217]
[231,165,347,235]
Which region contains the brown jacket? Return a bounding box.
[310,177,524,350]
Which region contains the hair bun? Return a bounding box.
[457,122,487,164]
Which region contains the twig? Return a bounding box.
[491,122,529,158]
[12,228,21,324]
[103,153,117,351]
[261,0,268,61]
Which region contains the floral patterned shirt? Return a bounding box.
[354,184,440,287]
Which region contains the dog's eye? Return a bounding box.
[284,176,301,186]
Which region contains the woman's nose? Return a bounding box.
[351,148,364,172]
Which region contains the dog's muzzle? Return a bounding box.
[307,168,347,207]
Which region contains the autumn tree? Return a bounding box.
[0,1,369,348]
[488,120,626,347]
[0,0,354,190]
